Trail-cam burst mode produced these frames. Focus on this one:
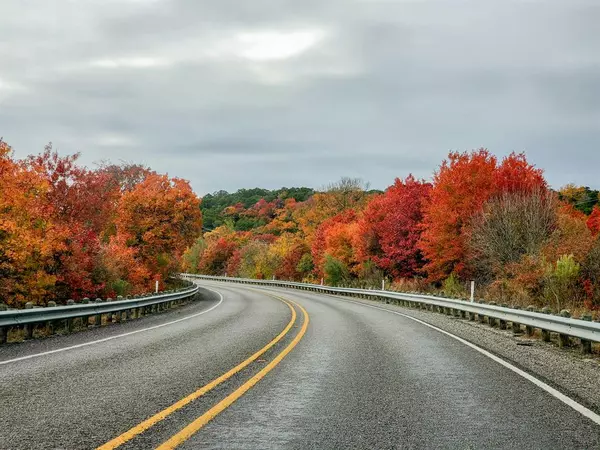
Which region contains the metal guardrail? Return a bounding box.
[184,274,600,353]
[0,284,199,343]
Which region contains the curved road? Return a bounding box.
[0,281,599,449]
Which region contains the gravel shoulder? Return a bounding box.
[326,293,600,414]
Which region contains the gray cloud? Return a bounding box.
[1,0,599,195]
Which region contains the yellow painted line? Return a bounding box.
[155,298,310,450]
[97,294,296,450]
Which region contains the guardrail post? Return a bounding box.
[580,313,593,354]
[525,306,536,336]
[487,302,497,327]
[117,297,126,321]
[468,312,475,321]
[558,310,571,348]
[23,302,35,339]
[107,299,116,323]
[540,307,551,342]
[114,300,123,322]
[0,303,7,342]
[106,299,114,323]
[81,298,90,327]
[512,321,521,333]
[511,305,521,333]
[498,304,508,329]
[45,301,57,335]
[65,299,75,332]
[94,298,103,326]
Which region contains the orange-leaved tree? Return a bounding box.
[418,149,498,281]
[115,174,202,288]
[0,141,66,306]
[311,210,358,278]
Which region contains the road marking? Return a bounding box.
[316,292,600,427]
[155,298,309,450]
[0,287,223,366]
[97,293,297,450]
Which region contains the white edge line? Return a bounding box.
[246,283,600,427]
[0,286,224,366]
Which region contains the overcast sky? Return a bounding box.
[1,1,599,195]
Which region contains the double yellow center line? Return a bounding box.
[97,292,309,450]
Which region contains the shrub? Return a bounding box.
[442,273,466,297]
[324,255,350,286]
[543,254,581,310]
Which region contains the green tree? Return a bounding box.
[324,255,350,286]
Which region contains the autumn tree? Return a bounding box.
[419,150,546,282]
[269,233,310,281]
[469,189,557,281]
[293,177,372,243]
[100,233,152,296]
[311,210,357,278]
[262,198,301,235]
[558,184,599,215]
[419,149,498,281]
[97,161,153,193]
[116,174,202,284]
[542,205,594,265]
[323,221,359,273]
[25,146,121,298]
[181,237,207,274]
[587,206,600,236]
[198,226,244,275]
[237,240,280,279]
[494,152,546,193]
[323,177,371,211]
[582,237,600,308]
[356,175,431,279]
[0,141,65,305]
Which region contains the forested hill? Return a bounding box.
[201,184,599,232]
[201,187,315,230]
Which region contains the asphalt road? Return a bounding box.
[1,281,599,449]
